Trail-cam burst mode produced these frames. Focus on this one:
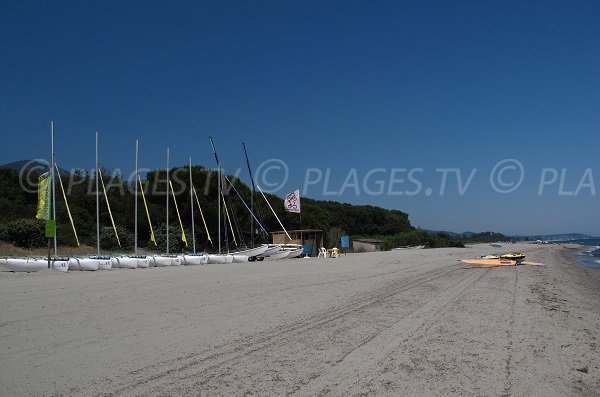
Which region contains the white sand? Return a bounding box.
[1,244,599,396]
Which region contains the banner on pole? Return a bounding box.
[284,189,301,213]
[36,172,51,220]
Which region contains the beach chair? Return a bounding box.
[318,247,328,258]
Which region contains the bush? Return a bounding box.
[381,229,464,250]
[150,224,189,253]
[0,218,47,248]
[91,226,135,252]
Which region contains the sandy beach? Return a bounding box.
[1,243,599,396]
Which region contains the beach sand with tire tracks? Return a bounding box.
[1,243,599,396]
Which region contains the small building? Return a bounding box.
[271,229,323,256]
[353,238,385,252]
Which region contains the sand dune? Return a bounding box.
[1,244,598,396]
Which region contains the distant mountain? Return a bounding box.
[517,233,599,241]
[429,229,599,242]
[1,159,70,175]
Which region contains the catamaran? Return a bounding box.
[151,148,184,266]
[112,140,152,269]
[182,157,208,265]
[1,122,71,272]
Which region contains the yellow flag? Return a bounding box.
[36,172,51,220]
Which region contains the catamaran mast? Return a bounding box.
[134,140,138,255]
[166,148,170,255]
[96,131,100,257]
[189,157,196,254]
[51,121,57,257]
[209,137,221,254]
[243,143,255,248]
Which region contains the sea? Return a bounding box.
[564,239,600,269]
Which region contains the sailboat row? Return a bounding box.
[1,127,302,273]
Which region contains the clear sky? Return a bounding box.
[1,0,598,236]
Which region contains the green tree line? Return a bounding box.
[0,166,421,250]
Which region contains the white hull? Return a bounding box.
[69,258,99,271]
[95,258,113,270]
[151,256,172,267]
[207,254,234,264]
[152,255,182,266]
[0,258,46,272]
[51,259,69,272]
[111,256,137,269]
[183,254,208,265]
[233,255,249,263]
[94,257,112,270]
[285,248,303,259]
[266,250,291,260]
[393,245,425,250]
[262,245,282,256]
[231,245,270,258]
[136,257,150,268]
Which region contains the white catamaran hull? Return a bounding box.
[183,254,208,265]
[1,258,46,272]
[266,250,291,260]
[152,255,181,266]
[51,259,69,272]
[285,248,304,259]
[262,245,282,257]
[92,257,113,270]
[111,256,137,269]
[207,254,234,264]
[69,258,100,271]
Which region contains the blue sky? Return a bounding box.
[1,0,599,236]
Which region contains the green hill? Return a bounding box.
[0,164,463,250]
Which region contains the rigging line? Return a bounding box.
[256,184,291,241]
[222,174,270,237]
[54,162,80,246]
[169,180,188,247]
[98,169,121,247]
[138,175,157,246]
[192,186,213,247]
[221,191,238,247]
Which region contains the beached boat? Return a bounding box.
[266,250,291,260]
[182,157,209,266]
[231,245,270,262]
[153,255,183,266]
[182,253,208,265]
[461,259,517,266]
[69,257,100,271]
[285,247,304,259]
[111,256,137,269]
[480,255,500,259]
[500,252,526,261]
[0,258,47,272]
[91,255,112,270]
[263,244,282,256]
[207,254,234,264]
[268,244,303,259]
[393,245,425,250]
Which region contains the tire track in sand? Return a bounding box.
[294,267,491,396]
[96,264,466,396]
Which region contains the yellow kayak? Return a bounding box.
[500,252,526,261]
[461,259,517,266]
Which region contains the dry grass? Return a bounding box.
[0,242,144,257]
